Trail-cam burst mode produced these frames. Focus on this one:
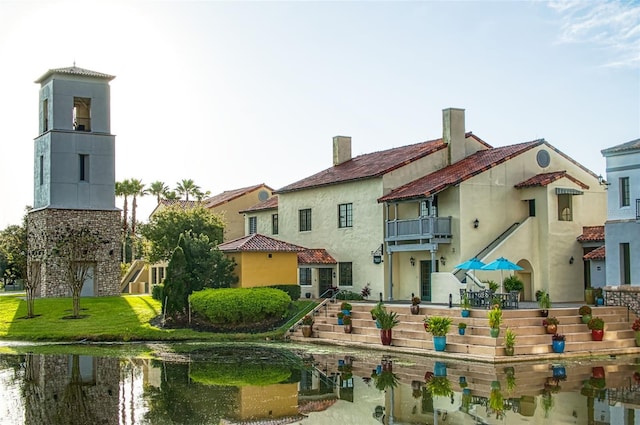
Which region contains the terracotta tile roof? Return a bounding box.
[577,226,605,242]
[204,184,273,208]
[298,249,337,265]
[515,171,589,189]
[601,138,640,156]
[218,233,305,252]
[35,66,115,83]
[240,195,279,213]
[277,135,478,193]
[150,199,199,216]
[583,245,605,260]
[378,140,544,202]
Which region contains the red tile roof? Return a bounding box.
[378,140,544,202]
[277,135,486,193]
[577,226,605,242]
[240,195,279,213]
[583,245,605,260]
[298,249,337,265]
[514,171,589,189]
[205,183,273,208]
[150,199,199,217]
[218,233,305,252]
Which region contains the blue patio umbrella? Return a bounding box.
[481,257,524,292]
[454,258,486,286]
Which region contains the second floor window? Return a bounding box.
[338,203,353,228]
[338,262,353,286]
[620,177,630,207]
[249,216,257,234]
[299,208,312,232]
[272,214,279,235]
[558,194,572,221]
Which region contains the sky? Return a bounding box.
[0,0,638,229]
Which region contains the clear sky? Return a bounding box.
[0,0,638,229]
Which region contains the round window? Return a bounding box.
[536,150,550,168]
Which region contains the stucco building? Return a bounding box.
[243,108,607,303]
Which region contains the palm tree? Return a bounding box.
[115,179,132,235]
[194,188,211,202]
[175,179,200,201]
[129,179,146,260]
[148,180,169,204]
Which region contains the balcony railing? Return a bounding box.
[385,216,452,242]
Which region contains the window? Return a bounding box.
[299,267,311,286]
[620,177,630,207]
[338,203,353,228]
[39,155,44,185]
[338,262,353,286]
[299,208,312,232]
[621,243,630,285]
[151,267,157,285]
[73,97,91,131]
[272,214,278,235]
[43,99,48,132]
[248,216,257,234]
[557,194,572,221]
[79,154,89,181]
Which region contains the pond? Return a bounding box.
[0,342,638,424]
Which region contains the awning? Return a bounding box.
[556,188,583,195]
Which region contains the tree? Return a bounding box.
[129,178,147,259]
[175,179,200,201]
[140,205,225,263]
[149,180,169,204]
[163,244,189,317]
[51,225,109,318]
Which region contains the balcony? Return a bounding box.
[385,216,452,243]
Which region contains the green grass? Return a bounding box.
[0,294,315,343]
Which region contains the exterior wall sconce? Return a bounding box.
[440,256,446,266]
[569,256,574,264]
[473,218,479,228]
[597,175,610,186]
[410,257,416,267]
[372,244,384,264]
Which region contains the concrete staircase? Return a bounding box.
[289,301,640,362]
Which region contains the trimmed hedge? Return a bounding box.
[336,290,363,301]
[151,284,164,301]
[268,284,301,300]
[190,287,291,325]
[190,362,292,387]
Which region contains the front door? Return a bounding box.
[420,260,437,302]
[318,268,333,297]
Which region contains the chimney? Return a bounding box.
[442,108,466,165]
[333,136,352,166]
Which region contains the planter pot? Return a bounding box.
[459,376,467,386]
[490,327,500,338]
[540,309,549,318]
[490,380,501,390]
[552,340,565,353]
[581,314,592,325]
[592,366,605,379]
[410,304,420,315]
[380,329,393,346]
[375,320,381,329]
[458,328,466,336]
[585,289,595,305]
[434,362,447,377]
[552,366,566,378]
[301,325,312,337]
[592,329,604,341]
[342,309,351,316]
[635,332,640,347]
[433,336,447,352]
[504,346,515,356]
[305,292,312,299]
[546,324,558,334]
[461,309,470,318]
[344,324,353,334]
[337,318,344,325]
[596,297,604,306]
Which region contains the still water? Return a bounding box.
[0,342,638,425]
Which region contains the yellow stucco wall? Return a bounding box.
[236,383,299,419]
[210,185,272,242]
[230,251,298,287]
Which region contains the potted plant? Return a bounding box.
[426,375,453,397]
[542,317,559,334]
[504,327,516,356]
[460,293,471,317]
[370,302,384,328]
[410,296,421,315]
[503,275,524,298]
[301,314,314,337]
[594,287,604,305]
[632,317,640,346]
[488,386,505,418]
[538,290,551,317]
[584,286,595,305]
[343,315,353,333]
[424,316,453,351]
[551,333,566,353]
[579,305,592,324]
[360,283,371,299]
[588,317,605,341]
[458,322,467,336]
[375,306,399,345]
[488,304,502,337]
[337,311,345,325]
[340,302,352,316]
[373,370,399,391]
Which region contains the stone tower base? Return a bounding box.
[27,208,121,297]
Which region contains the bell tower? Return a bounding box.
[28,65,120,297]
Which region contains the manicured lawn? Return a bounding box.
[0,294,315,342]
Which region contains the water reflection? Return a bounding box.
[0,345,638,424]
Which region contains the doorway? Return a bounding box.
[318,268,333,297]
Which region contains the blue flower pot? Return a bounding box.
[552,340,565,353]
[596,298,604,306]
[461,309,470,318]
[433,336,447,352]
[458,328,465,335]
[337,318,344,325]
[552,366,566,378]
[375,320,381,329]
[434,361,447,377]
[342,309,351,315]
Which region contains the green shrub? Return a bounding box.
[190,287,291,325]
[335,290,363,300]
[190,362,292,387]
[268,284,301,300]
[151,284,164,301]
